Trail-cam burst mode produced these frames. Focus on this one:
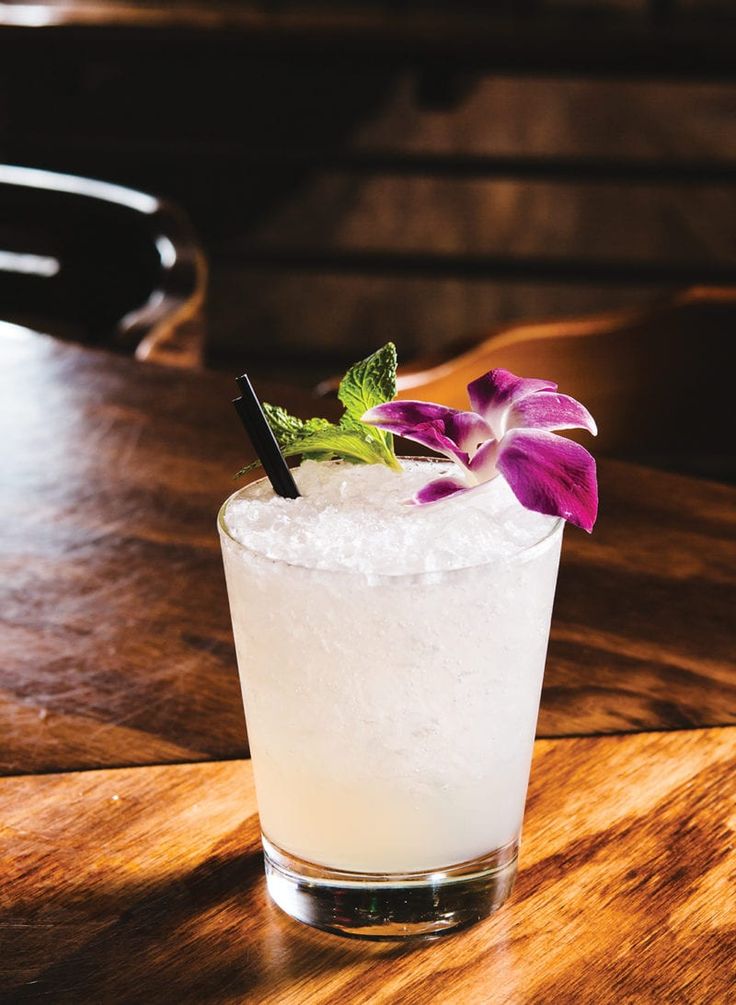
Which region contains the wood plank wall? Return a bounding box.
[205,73,736,374]
[0,6,735,379]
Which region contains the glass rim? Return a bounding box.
[217,457,565,581]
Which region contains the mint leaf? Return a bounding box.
[234,343,401,478]
[337,343,397,458]
[338,414,398,468]
[262,404,332,449]
[281,424,392,467]
[235,406,337,477]
[233,459,262,479]
[338,343,397,423]
[261,403,306,448]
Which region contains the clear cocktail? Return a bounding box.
[219,458,564,937]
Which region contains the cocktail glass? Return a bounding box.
[218,460,564,939]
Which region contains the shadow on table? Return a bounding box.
[2,835,419,1003]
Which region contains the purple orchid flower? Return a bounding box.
[362,369,598,532]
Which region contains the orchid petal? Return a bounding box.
[467,369,557,434]
[412,476,470,505]
[468,438,500,481]
[497,428,598,532]
[363,400,453,430]
[363,401,491,468]
[508,392,598,436]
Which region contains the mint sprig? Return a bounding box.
[235,343,401,478]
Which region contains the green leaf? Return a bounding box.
[282,425,391,467]
[233,459,262,479]
[338,343,397,423]
[338,414,400,469]
[261,404,332,450]
[337,343,398,458]
[260,403,305,447]
[234,407,331,477]
[299,449,337,463]
[234,343,401,479]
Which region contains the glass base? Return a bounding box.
[263,834,519,940]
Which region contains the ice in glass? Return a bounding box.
[219,458,564,937]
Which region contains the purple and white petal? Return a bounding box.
[468,438,500,481]
[363,367,597,528]
[496,428,598,532]
[363,401,490,467]
[363,401,468,464]
[507,392,598,436]
[467,369,557,436]
[363,400,460,432]
[412,476,470,506]
[443,410,494,453]
[469,369,559,409]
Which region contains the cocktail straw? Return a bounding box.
[233,374,301,499]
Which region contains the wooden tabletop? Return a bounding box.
[2,329,734,775]
[1,329,735,1001]
[2,731,734,1002]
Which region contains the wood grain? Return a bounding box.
[202,73,736,363]
[0,329,285,775]
[1,331,735,775]
[541,459,736,737]
[219,174,736,265]
[1,727,734,1003]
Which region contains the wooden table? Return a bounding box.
[1,330,735,1001]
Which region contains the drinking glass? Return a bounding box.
[218,464,563,938]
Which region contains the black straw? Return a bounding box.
[233,374,300,499]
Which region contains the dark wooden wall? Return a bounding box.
[1,2,735,379]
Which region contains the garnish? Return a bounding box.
[363,369,598,532]
[236,344,598,533]
[235,343,400,477]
